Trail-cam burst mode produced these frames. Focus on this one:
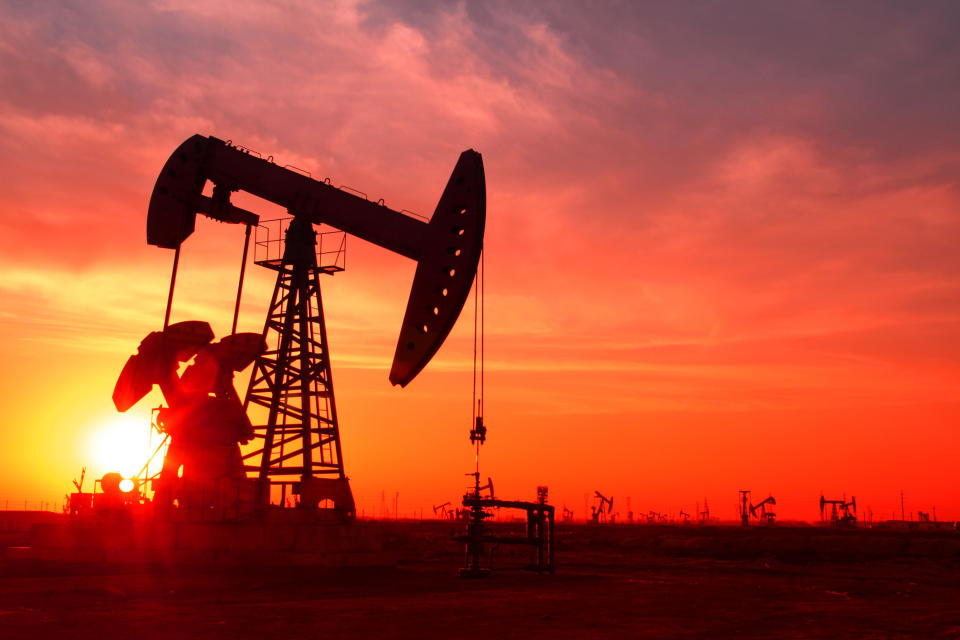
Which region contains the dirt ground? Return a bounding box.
[2,520,959,639]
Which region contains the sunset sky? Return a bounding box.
[1,1,958,522]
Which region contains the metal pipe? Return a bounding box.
[163,245,181,330]
[231,224,252,335]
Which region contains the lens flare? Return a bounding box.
[88,413,153,478]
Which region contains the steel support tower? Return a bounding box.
[242,216,355,518]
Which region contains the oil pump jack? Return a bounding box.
[591,492,614,524]
[113,135,485,520]
[433,502,454,520]
[749,495,777,525]
[820,494,857,527]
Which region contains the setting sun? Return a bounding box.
[87,412,159,481]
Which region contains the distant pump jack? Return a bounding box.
[590,491,614,524]
[820,494,857,527]
[749,495,777,525]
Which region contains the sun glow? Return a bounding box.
[87,412,157,479]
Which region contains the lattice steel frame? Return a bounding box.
[242,218,349,509]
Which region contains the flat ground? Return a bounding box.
[2,520,959,639]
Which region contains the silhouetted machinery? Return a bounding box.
[433,502,454,520]
[113,135,485,521]
[450,242,555,578]
[455,377,554,576]
[67,467,89,516]
[67,465,148,517]
[114,321,265,517]
[698,499,711,524]
[749,495,777,525]
[561,507,574,523]
[820,494,857,527]
[679,509,691,523]
[590,491,613,524]
[739,490,751,527]
[457,473,555,577]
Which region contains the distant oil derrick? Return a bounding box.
[698,499,712,524]
[739,490,751,527]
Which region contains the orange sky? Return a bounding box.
[1,2,958,522]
